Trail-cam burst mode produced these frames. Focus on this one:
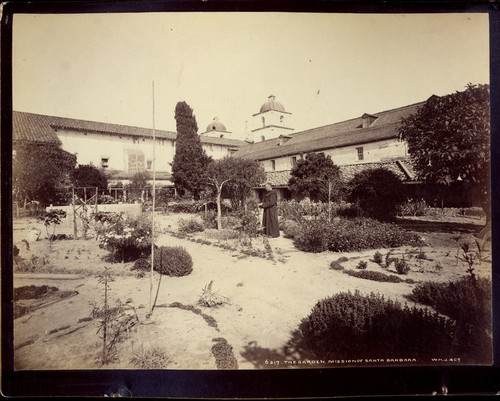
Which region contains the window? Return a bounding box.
[101,157,109,168]
[291,156,297,167]
[356,147,364,161]
[271,160,276,171]
[147,160,152,169]
[262,116,266,127]
[280,115,284,123]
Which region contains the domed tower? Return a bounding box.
[251,95,294,141]
[200,117,231,138]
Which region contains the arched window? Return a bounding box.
[262,116,266,127]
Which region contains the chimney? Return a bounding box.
[361,113,378,128]
[278,135,292,146]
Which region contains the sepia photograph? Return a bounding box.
[4,4,495,393]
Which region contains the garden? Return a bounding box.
[12,193,492,370]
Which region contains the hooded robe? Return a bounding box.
[260,189,280,238]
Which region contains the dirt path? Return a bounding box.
[12,215,491,370]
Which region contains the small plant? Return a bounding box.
[154,246,193,277]
[94,267,139,366]
[452,235,462,266]
[385,250,395,268]
[373,251,383,264]
[394,257,410,275]
[459,242,476,281]
[37,209,66,249]
[262,236,274,261]
[356,260,368,269]
[130,344,170,369]
[434,263,443,271]
[198,281,230,308]
[239,211,260,237]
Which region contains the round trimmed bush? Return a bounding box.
[154,246,193,277]
[132,257,151,272]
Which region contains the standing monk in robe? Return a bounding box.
[259,183,280,238]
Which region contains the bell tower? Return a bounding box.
[251,95,294,141]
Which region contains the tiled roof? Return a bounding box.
[13,111,248,148]
[263,159,416,187]
[261,170,292,187]
[233,101,425,161]
[339,159,415,182]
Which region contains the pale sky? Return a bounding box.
[13,12,490,140]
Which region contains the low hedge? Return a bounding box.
[298,291,455,360]
[409,277,492,362]
[293,218,422,253]
[344,270,403,283]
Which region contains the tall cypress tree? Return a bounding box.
[172,101,212,199]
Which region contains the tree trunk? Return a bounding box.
[216,187,222,230]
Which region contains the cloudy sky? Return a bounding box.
[13,12,489,140]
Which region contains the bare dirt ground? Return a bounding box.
[11,213,491,370]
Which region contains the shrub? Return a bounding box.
[293,220,330,253]
[394,258,411,275]
[97,214,153,262]
[344,270,403,283]
[356,260,368,269]
[154,246,193,277]
[347,168,406,221]
[178,217,205,234]
[409,277,492,361]
[212,337,238,369]
[330,261,345,271]
[298,291,455,360]
[280,219,302,239]
[238,211,260,237]
[293,218,422,253]
[373,251,383,264]
[132,257,150,272]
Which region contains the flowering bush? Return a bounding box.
[97,214,154,262]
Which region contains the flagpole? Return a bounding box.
[150,81,156,314]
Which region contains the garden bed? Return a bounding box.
[12,212,492,370]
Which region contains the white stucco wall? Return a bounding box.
[56,128,236,173]
[261,138,407,172]
[56,128,175,173]
[202,142,232,159]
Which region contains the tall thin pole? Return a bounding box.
[150,81,157,314]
